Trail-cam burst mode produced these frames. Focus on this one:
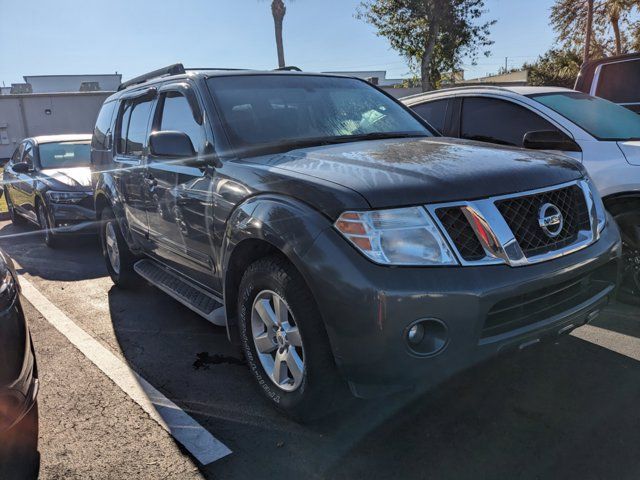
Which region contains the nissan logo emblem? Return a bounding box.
[538,203,564,238]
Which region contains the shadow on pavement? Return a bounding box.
[105,272,640,480]
[0,223,105,281]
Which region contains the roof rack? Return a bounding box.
[118,63,186,91]
[274,66,302,72]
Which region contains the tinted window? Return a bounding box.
[126,99,153,156]
[158,92,205,152]
[461,97,558,147]
[411,100,449,133]
[207,75,430,154]
[117,98,153,156]
[92,101,116,150]
[39,142,91,169]
[596,60,640,104]
[116,102,132,155]
[530,91,640,141]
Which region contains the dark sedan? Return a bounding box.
[3,134,95,248]
[0,250,39,479]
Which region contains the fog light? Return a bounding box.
[407,324,425,344]
[405,318,449,357]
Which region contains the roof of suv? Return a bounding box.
[402,86,575,104]
[110,64,353,100]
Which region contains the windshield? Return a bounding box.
[39,141,91,169]
[529,91,640,141]
[207,75,432,155]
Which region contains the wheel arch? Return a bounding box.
[220,195,331,343]
[602,191,640,211]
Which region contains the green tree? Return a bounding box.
[551,0,640,61]
[524,49,583,88]
[357,0,494,92]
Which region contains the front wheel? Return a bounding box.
[610,201,640,305]
[238,255,345,422]
[37,203,58,248]
[99,206,139,289]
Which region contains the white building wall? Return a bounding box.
[0,92,111,159]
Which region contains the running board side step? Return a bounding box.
[134,259,225,326]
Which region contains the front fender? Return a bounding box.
[221,194,332,276]
[220,195,333,340]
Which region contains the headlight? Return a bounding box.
[46,191,91,204]
[586,179,607,235]
[334,207,458,266]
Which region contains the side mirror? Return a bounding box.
[149,131,196,159]
[523,130,582,152]
[12,162,31,173]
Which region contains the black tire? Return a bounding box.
[5,190,27,227]
[99,206,140,289]
[608,199,640,306]
[0,403,40,480]
[237,255,346,422]
[37,202,59,249]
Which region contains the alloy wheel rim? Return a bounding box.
[250,290,305,392]
[105,222,121,275]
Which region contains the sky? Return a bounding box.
[0,0,558,86]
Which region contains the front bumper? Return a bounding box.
[49,201,96,234]
[0,294,38,432]
[301,222,622,398]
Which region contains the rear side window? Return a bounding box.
[596,60,640,104]
[460,97,558,147]
[116,98,153,157]
[92,101,116,150]
[157,92,205,153]
[411,100,449,134]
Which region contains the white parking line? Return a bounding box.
[18,275,232,466]
[572,324,640,362]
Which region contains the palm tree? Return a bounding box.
[603,0,636,55]
[271,0,287,68]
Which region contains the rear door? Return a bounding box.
[410,98,453,135]
[457,96,582,161]
[146,82,216,287]
[4,143,24,207]
[13,142,38,221]
[112,89,156,241]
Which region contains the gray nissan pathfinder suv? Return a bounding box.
[91,64,621,420]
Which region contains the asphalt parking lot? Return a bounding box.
[1,219,640,480]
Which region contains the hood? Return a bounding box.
[39,167,92,190]
[617,141,640,166]
[256,137,585,209]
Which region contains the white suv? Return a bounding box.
[403,86,640,302]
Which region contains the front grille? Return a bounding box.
[495,185,590,257]
[436,207,485,261]
[482,261,616,338]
